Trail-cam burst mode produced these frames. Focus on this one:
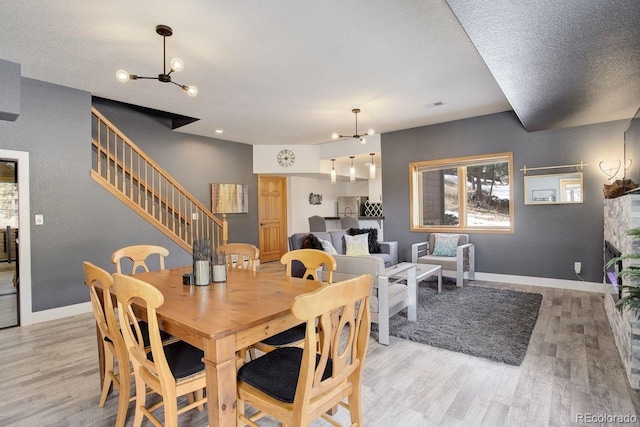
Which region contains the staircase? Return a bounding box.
[90,106,226,253]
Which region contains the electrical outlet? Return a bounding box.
[35,214,44,225]
[574,262,582,274]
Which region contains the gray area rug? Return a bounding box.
[373,279,542,366]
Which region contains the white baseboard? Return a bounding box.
[470,272,604,293]
[30,302,93,324]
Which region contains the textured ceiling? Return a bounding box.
[446,0,640,132]
[0,0,511,145]
[2,1,635,145]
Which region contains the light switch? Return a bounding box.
[35,214,44,225]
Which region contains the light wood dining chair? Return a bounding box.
[112,273,207,427]
[83,262,131,427]
[281,248,336,283]
[237,274,373,427]
[253,249,337,354]
[217,243,260,271]
[111,244,169,274]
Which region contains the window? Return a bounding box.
[410,152,514,233]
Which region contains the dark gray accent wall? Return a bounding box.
[0,77,256,312]
[382,111,627,282]
[0,59,21,121]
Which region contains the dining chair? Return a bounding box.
[253,249,337,354]
[111,244,170,274]
[83,261,131,427]
[217,243,260,271]
[112,272,207,427]
[237,274,373,426]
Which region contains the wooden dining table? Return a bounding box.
[131,265,322,426]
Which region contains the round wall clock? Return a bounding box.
[277,149,295,167]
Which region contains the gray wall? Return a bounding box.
[0,59,20,121]
[382,111,627,282]
[91,98,258,246]
[0,78,257,312]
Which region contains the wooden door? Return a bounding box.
[258,176,288,263]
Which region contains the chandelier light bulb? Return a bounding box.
[186,85,198,97]
[369,153,376,179]
[367,128,375,136]
[170,57,184,72]
[330,158,337,184]
[349,156,356,183]
[116,69,130,83]
[360,137,367,145]
[331,133,339,140]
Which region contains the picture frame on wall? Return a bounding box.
[211,183,249,213]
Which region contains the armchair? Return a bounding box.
[411,233,475,287]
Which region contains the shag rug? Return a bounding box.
[372,279,542,366]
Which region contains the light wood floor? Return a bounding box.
[1,262,639,426]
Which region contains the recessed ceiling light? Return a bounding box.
[214,129,223,134]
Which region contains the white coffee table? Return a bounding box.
[392,262,442,293]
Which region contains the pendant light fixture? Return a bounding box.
[116,25,198,97]
[369,153,376,180]
[331,109,375,144]
[349,156,356,182]
[330,158,337,183]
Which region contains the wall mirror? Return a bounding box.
[524,172,583,205]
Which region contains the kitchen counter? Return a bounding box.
[323,217,385,240]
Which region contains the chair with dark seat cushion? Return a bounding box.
[113,273,207,427]
[252,249,336,354]
[83,262,130,427]
[111,244,169,274]
[237,274,373,426]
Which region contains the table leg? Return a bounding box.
[203,335,238,427]
[407,266,417,321]
[437,269,442,293]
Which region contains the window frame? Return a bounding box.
[409,152,515,234]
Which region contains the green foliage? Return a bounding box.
[608,227,640,318]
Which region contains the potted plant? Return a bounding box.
[607,227,640,318]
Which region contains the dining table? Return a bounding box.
[130,265,322,426]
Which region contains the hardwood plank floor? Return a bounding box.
[1,262,639,426]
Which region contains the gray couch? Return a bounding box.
[288,229,398,267]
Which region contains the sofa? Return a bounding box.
[288,229,398,267]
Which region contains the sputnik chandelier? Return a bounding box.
[331,108,375,144]
[116,25,198,97]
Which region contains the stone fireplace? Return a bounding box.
[603,194,640,389]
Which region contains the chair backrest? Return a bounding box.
[340,216,360,230]
[281,249,337,283]
[308,215,327,232]
[217,243,259,271]
[111,245,169,274]
[83,261,127,363]
[290,274,372,411]
[112,273,174,392]
[428,233,469,254]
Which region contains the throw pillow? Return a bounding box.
[345,234,370,256]
[347,227,381,253]
[318,238,338,255]
[302,234,324,250]
[432,234,459,257]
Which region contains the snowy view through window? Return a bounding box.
[411,154,513,232]
[444,172,510,227]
